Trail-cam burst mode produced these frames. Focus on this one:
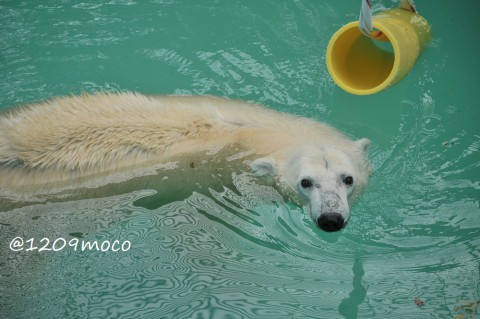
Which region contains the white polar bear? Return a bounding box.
[0,92,371,232]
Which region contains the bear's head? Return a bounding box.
[250,138,370,232]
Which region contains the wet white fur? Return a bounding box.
[0,92,370,222]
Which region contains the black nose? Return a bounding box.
[316,213,345,232]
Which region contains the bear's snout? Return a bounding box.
[316,213,345,232]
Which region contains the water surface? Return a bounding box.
[0,1,479,318]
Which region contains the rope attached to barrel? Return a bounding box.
[358,0,417,39]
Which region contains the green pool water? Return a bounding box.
[0,1,479,318]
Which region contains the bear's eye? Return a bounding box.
[300,178,313,188]
[343,176,353,186]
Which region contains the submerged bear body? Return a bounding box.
[0,93,371,231]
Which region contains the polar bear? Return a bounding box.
[0,92,370,232]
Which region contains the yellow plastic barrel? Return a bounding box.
[326,8,432,95]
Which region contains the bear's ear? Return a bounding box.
[356,138,371,155]
[250,157,277,176]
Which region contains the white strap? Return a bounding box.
[358,0,374,37]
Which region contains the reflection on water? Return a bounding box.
[339,255,366,319]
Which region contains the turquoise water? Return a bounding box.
[1,1,479,318]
